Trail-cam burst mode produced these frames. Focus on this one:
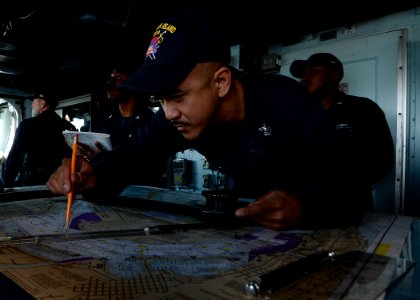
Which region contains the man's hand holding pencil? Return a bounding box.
[47,153,97,195]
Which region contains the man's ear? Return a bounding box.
[40,99,49,110]
[213,66,231,97]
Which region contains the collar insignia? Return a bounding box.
[258,123,272,136]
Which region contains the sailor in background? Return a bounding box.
[4,90,76,187]
[290,52,395,213]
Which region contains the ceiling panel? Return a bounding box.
[0,2,419,100]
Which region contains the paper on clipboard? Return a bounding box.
[62,130,112,154]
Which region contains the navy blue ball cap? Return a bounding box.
[31,91,46,100]
[290,53,343,79]
[30,90,58,107]
[30,90,47,100]
[120,8,231,95]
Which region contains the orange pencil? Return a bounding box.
[65,133,78,230]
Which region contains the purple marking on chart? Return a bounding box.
[247,233,303,261]
[69,212,102,229]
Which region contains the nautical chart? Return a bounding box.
[0,187,414,299]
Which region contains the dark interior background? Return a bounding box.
[0,2,419,101]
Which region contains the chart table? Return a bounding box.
[0,185,416,299]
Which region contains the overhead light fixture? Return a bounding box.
[0,42,15,52]
[0,65,22,76]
